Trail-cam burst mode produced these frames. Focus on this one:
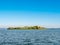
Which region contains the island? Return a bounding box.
[7,26,46,30]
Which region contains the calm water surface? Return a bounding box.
[0,29,60,45]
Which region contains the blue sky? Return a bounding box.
[0,0,60,28]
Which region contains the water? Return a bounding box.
[0,29,60,45]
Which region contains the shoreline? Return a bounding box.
[7,26,46,30]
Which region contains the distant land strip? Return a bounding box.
[7,26,46,30]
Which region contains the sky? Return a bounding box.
[0,0,60,28]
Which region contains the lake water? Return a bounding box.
[0,29,60,45]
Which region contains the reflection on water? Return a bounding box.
[0,29,60,45]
